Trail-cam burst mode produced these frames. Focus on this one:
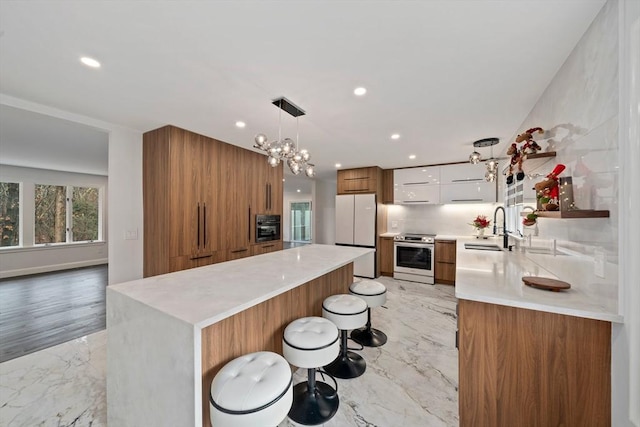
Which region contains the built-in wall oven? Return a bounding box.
[256,214,281,242]
[393,233,435,284]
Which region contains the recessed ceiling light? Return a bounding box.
[80,57,101,68]
[335,163,342,168]
[391,134,400,140]
[297,189,301,193]
[235,121,246,128]
[282,178,286,182]
[354,87,367,96]
[409,154,416,159]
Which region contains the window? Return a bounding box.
[0,182,20,247]
[72,187,99,242]
[290,201,312,242]
[35,184,67,244]
[34,184,101,244]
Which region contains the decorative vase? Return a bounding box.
[476,228,485,238]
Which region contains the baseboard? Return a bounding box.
[0,259,108,279]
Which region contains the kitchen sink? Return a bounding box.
[464,243,502,251]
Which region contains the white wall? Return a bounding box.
[0,165,108,278]
[313,179,336,245]
[1,95,144,285]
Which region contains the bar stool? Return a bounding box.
[321,294,368,379]
[209,351,293,427]
[282,316,340,425]
[349,279,388,347]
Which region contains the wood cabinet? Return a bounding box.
[251,241,284,256]
[458,300,611,427]
[434,239,456,285]
[379,236,395,276]
[337,167,381,194]
[382,169,394,204]
[143,125,283,277]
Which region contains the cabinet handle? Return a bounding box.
[450,199,483,202]
[248,206,251,241]
[203,203,207,247]
[451,178,483,183]
[262,244,275,249]
[403,200,429,203]
[455,330,458,350]
[196,203,200,248]
[403,181,431,185]
[345,189,368,192]
[268,183,272,210]
[344,176,369,181]
[231,248,248,253]
[189,254,213,261]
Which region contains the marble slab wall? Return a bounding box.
[505,0,619,305]
[386,203,500,236]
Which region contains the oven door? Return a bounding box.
[256,216,281,242]
[394,242,434,276]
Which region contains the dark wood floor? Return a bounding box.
[0,265,107,363]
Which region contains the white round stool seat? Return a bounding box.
[322,294,368,330]
[209,351,293,427]
[283,317,339,369]
[349,279,387,308]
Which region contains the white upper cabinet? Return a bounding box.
[439,163,486,184]
[393,164,496,204]
[394,167,441,204]
[394,166,440,186]
[440,182,497,203]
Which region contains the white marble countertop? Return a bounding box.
[380,232,400,238]
[108,244,372,328]
[453,236,622,323]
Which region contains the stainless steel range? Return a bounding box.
[393,233,436,284]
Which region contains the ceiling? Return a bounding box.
[0,0,606,180]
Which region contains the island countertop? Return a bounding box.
[108,244,372,328]
[453,236,622,323]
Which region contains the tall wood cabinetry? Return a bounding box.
[143,125,283,277]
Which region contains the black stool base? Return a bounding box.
[288,381,339,426]
[324,350,366,379]
[351,327,387,347]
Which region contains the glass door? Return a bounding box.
[290,201,312,242]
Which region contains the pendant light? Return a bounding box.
[469,137,499,182]
[254,97,315,178]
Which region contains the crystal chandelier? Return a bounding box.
[469,137,499,182]
[254,97,315,178]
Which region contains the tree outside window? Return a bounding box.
[0,182,20,247]
[35,184,101,244]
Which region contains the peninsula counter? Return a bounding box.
[106,244,372,427]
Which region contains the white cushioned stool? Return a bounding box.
[321,294,368,379]
[349,279,388,347]
[283,316,340,425]
[209,351,292,427]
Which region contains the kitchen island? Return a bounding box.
[453,236,622,426]
[106,244,372,427]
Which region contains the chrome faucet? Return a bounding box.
[493,206,509,249]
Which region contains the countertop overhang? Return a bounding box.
[451,236,622,323]
[107,244,373,328]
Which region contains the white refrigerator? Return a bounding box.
[335,193,376,278]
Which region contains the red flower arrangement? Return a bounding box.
[470,215,491,229]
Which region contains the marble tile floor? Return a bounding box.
[0,277,458,427]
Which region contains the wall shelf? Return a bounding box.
[521,210,610,218]
[521,151,557,175]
